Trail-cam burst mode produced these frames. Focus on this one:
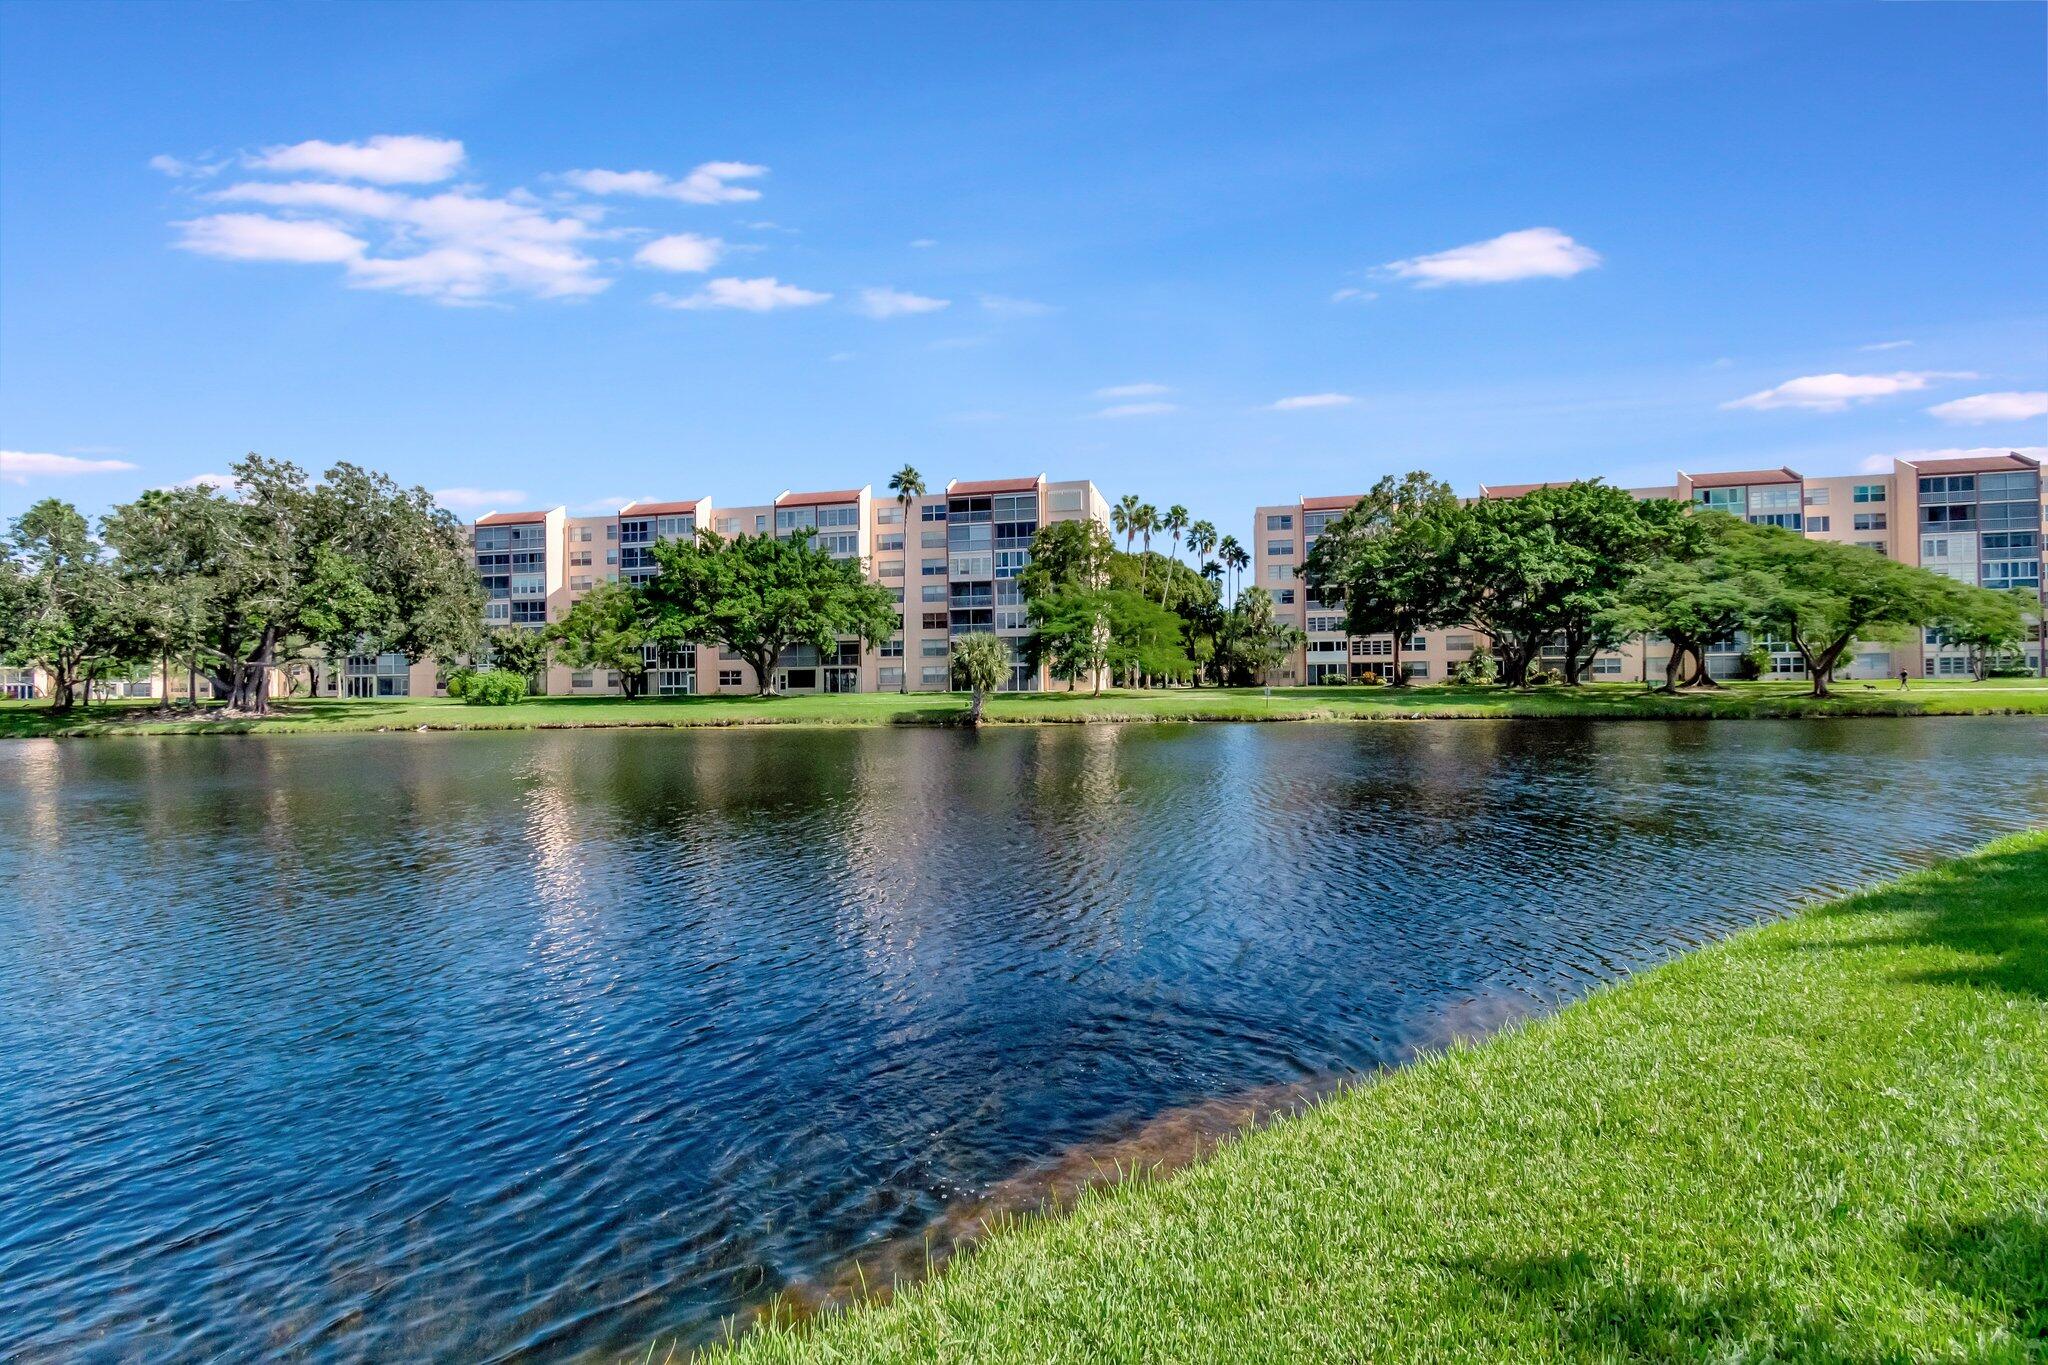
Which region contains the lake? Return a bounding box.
[4,719,2045,1361]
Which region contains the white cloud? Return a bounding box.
[149,153,223,179]
[1094,382,1171,398]
[858,287,950,318]
[1723,371,1971,413]
[433,486,528,512]
[1383,227,1600,287]
[655,276,831,311]
[1,450,139,484]
[1926,391,2048,424]
[173,213,368,264]
[1860,446,2048,473]
[979,293,1055,318]
[563,162,767,205]
[1094,401,1179,418]
[1860,339,1913,352]
[246,135,465,184]
[1270,393,1355,410]
[910,238,937,248]
[1331,287,1378,304]
[197,183,608,301]
[634,233,725,272]
[176,472,239,491]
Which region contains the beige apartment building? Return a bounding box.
[1252,451,2046,686]
[318,474,1111,699]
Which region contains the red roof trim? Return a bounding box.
[1904,452,2040,475]
[1687,467,1801,488]
[619,498,706,516]
[946,476,1041,495]
[475,511,550,526]
[775,488,864,507]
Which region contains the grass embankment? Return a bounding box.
[711,832,2048,1363]
[5,678,2048,738]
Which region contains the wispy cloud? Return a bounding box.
[149,153,225,179]
[563,162,767,205]
[1860,445,2048,473]
[1331,287,1378,304]
[634,233,724,272]
[245,135,466,184]
[1094,382,1170,399]
[1383,227,1600,287]
[1269,393,1355,411]
[858,287,950,318]
[980,293,1055,319]
[1723,371,1972,413]
[433,486,529,512]
[1926,391,2048,424]
[1859,339,1913,352]
[909,238,937,249]
[1094,401,1179,418]
[176,472,240,491]
[187,171,612,302]
[655,276,831,311]
[1,450,139,484]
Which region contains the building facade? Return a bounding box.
[384,474,1109,699]
[1252,452,2046,685]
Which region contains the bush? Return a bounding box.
[1355,671,1387,687]
[462,669,527,706]
[1527,665,1561,687]
[1450,647,1496,685]
[1736,645,1771,681]
[443,666,478,699]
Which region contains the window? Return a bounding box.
[1853,512,1887,531]
[571,670,594,689]
[569,550,592,566]
[1266,540,1293,557]
[877,505,903,524]
[716,516,739,534]
[922,584,947,602]
[879,560,904,578]
[920,638,949,658]
[1804,487,1829,506]
[1446,634,1475,652]
[569,575,593,591]
[889,587,905,603]
[1047,488,1083,513]
[880,636,904,658]
[1592,657,1623,676]
[1276,588,1295,605]
[1403,660,1429,679]
[1696,487,1746,512]
[921,528,946,548]
[1267,564,1290,582]
[1856,540,1886,551]
[921,504,946,522]
[605,524,618,540]
[1407,635,1426,652]
[1853,483,1887,503]
[878,532,904,551]
[1266,513,1294,531]
[1807,516,1830,532]
[922,558,947,576]
[921,611,948,630]
[1923,537,1950,559]
[879,666,904,689]
[920,665,949,686]
[718,669,744,687]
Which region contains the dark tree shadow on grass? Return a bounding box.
[1902,1210,2048,1350]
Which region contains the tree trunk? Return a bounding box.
[969,687,986,726]
[1661,643,1686,693]
[1389,631,1408,687]
[49,660,74,713]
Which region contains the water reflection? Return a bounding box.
[1,720,2044,1361]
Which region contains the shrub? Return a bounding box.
[443,666,478,699]
[1737,644,1771,681]
[1451,647,1496,685]
[1527,665,1561,686]
[463,669,527,706]
[1356,671,1387,687]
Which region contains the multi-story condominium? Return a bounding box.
[397,474,1107,699]
[1253,451,2045,685]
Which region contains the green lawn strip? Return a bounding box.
[708,832,2048,1363]
[6,679,2048,738]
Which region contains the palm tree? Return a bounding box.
[887,465,925,692]
[1188,519,1217,578]
[1160,504,1189,607]
[1228,543,1251,599]
[1111,493,1142,555]
[1216,535,1248,601]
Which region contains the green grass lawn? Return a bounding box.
[704,831,2048,1362]
[5,677,2048,738]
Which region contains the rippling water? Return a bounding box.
[3,719,2045,1361]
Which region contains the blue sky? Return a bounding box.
[2,0,2043,530]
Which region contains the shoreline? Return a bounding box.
[696,830,2048,1362]
[6,679,2048,739]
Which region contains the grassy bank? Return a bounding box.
[709,831,2048,1362]
[5,677,2048,738]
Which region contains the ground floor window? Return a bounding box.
[1592,657,1623,676]
[718,669,744,687]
